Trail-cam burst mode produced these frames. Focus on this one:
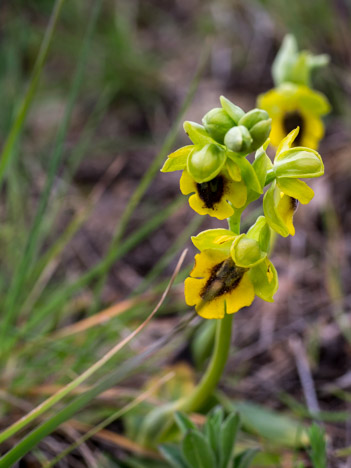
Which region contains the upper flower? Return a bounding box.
[263,128,324,236]
[258,34,330,150]
[184,217,278,319]
[258,83,330,150]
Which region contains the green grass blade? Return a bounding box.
[89,43,211,310]
[0,0,66,188]
[43,373,174,467]
[1,0,103,351]
[21,197,184,337]
[0,253,186,463]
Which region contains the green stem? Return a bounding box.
[227,209,242,235]
[175,313,233,413]
[139,313,233,445]
[264,169,275,186]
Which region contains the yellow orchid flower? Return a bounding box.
[179,169,247,220]
[263,128,324,237]
[258,83,330,150]
[184,220,278,319]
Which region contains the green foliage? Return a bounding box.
[159,410,258,468]
[307,424,327,468]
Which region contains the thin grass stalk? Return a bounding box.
[19,157,125,318]
[0,251,186,446]
[1,0,103,351]
[0,252,187,464]
[0,0,66,188]
[132,214,203,296]
[43,372,175,467]
[88,43,211,311]
[20,196,184,338]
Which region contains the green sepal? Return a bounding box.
[220,96,245,124]
[276,178,314,205]
[272,34,330,87]
[224,126,252,153]
[227,152,262,194]
[249,259,278,302]
[187,144,226,183]
[191,228,235,252]
[253,143,272,190]
[246,216,271,253]
[263,182,290,237]
[202,108,236,144]
[161,145,194,172]
[238,109,270,130]
[230,234,266,268]
[274,147,324,179]
[183,121,214,145]
[272,35,298,86]
[249,118,272,151]
[296,86,331,114]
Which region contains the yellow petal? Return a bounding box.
[277,193,296,236]
[190,250,227,278]
[180,170,196,195]
[269,117,286,148]
[189,193,234,220]
[184,277,204,306]
[225,272,255,314]
[226,179,247,208]
[276,127,300,155]
[196,296,226,319]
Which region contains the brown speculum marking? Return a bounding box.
[201,258,247,302]
[289,196,298,212]
[197,176,224,209]
[283,111,304,145]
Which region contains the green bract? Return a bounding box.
[220,96,245,124]
[187,144,226,183]
[183,121,214,145]
[272,34,329,87]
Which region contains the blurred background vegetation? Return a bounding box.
[0,0,351,466]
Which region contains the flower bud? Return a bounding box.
[239,109,270,130]
[220,96,245,124]
[224,125,253,153]
[249,118,272,151]
[230,234,266,268]
[187,143,226,183]
[202,108,235,144]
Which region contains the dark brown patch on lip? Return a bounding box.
[197,176,224,209]
[201,258,247,301]
[290,197,298,212]
[283,111,304,145]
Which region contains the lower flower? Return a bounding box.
[184,248,277,319]
[180,170,247,220]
